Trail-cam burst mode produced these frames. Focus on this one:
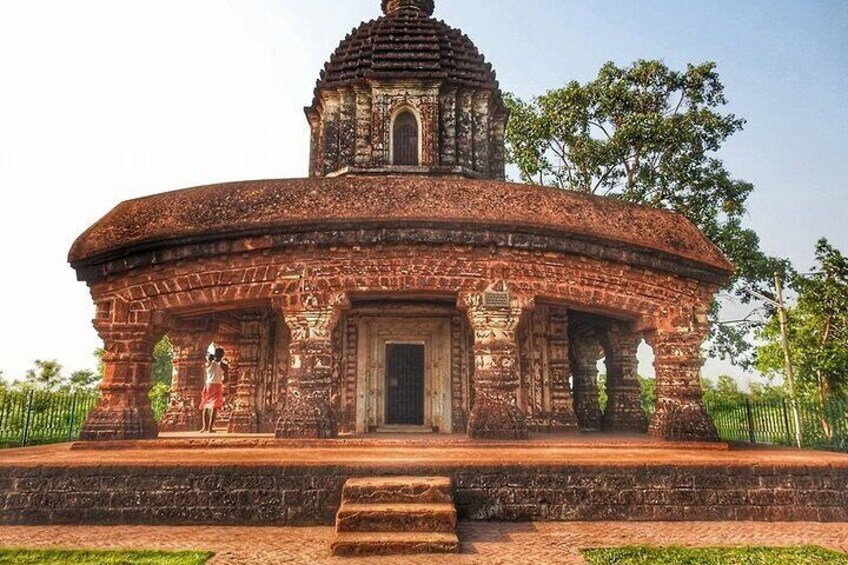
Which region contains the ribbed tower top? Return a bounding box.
[382,0,435,16]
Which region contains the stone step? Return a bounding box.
[331,532,459,557]
[342,476,453,505]
[335,502,457,533]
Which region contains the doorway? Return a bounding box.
[385,343,425,425]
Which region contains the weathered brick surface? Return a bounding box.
[67,1,736,444]
[2,463,845,526]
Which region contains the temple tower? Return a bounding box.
[306,0,508,179]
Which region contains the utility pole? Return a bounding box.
[742,275,803,448]
[774,272,803,448]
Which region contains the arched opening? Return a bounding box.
[392,110,419,166]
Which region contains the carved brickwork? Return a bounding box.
[306,2,507,179]
[159,329,213,433]
[461,286,531,439]
[601,322,648,433]
[69,0,730,443]
[227,314,262,433]
[274,293,349,439]
[648,323,718,441]
[569,334,603,432]
[518,305,577,432]
[80,300,159,441]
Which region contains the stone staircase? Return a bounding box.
[331,476,460,557]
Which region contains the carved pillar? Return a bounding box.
[159,330,212,432]
[460,288,530,439]
[320,92,341,175]
[307,107,321,178]
[648,326,718,441]
[275,293,348,439]
[569,334,603,431]
[338,87,355,168]
[353,86,373,167]
[547,307,577,430]
[601,323,648,433]
[439,87,458,165]
[472,90,491,175]
[228,313,262,433]
[81,303,159,441]
[490,112,507,180]
[457,89,474,169]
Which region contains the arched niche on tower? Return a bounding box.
[390,107,422,166]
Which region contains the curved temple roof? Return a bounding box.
[69,176,734,281]
[312,0,498,100]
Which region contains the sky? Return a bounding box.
[0,0,845,386]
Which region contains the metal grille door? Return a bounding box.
[385,344,425,425]
[393,112,419,166]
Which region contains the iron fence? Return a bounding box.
[706,397,848,452]
[0,390,100,448]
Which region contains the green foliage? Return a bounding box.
[505,60,787,365]
[149,381,171,421]
[69,369,99,392]
[152,336,175,386]
[583,546,848,565]
[701,374,746,404]
[638,375,655,415]
[598,374,656,414]
[597,373,607,410]
[23,360,64,391]
[756,239,848,401]
[0,549,212,565]
[748,380,788,403]
[15,355,101,394]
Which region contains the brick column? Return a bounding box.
[648,328,718,441]
[159,331,211,433]
[81,312,158,441]
[461,290,530,439]
[602,324,648,433]
[274,293,348,439]
[228,313,262,433]
[569,335,603,432]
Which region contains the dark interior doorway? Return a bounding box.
[385,343,425,425]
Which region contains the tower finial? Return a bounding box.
[381,0,435,16]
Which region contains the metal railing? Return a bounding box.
[0,390,100,448]
[706,397,848,452]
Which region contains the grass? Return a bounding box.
[0,549,213,564]
[582,546,848,565]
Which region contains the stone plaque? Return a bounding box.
[484,291,510,308]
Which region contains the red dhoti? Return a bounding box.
[199,383,224,411]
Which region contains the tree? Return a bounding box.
[748,381,788,403]
[756,239,848,403]
[68,369,99,392]
[638,375,655,415]
[505,60,786,364]
[23,360,64,391]
[701,374,745,404]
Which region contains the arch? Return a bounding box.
[391,109,420,166]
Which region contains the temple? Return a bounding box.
[69,0,733,443]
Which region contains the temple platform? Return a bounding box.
[1,435,846,526]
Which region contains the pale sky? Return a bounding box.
[0,0,845,386]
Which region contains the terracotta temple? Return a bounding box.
[69,0,734,443]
